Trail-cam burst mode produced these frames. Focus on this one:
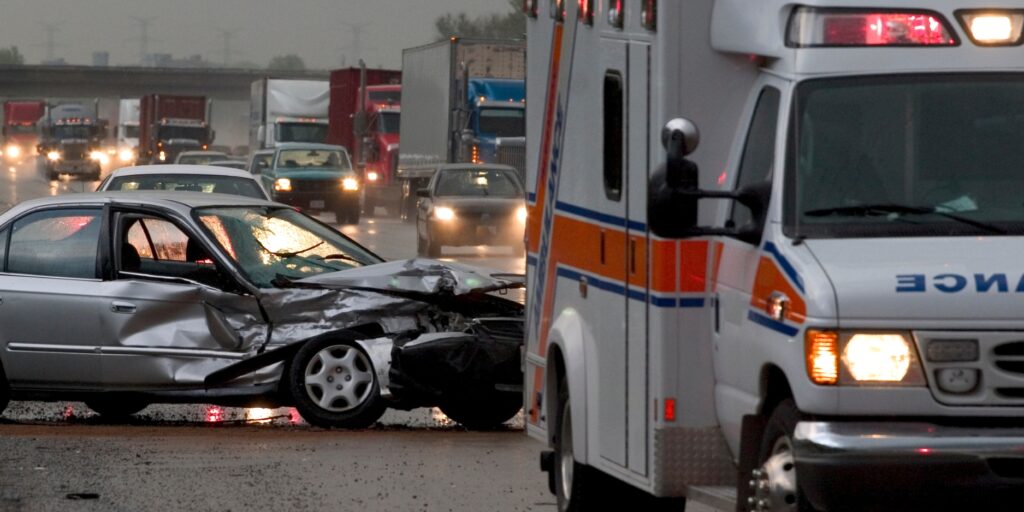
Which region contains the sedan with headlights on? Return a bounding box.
[98,165,270,200]
[415,164,526,257]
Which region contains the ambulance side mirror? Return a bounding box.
[648,119,701,238]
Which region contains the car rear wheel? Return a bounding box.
[439,391,521,430]
[288,336,386,429]
[86,398,149,418]
[0,364,9,417]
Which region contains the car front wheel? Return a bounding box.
[288,336,386,429]
[0,364,9,417]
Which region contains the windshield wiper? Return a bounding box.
[804,204,1006,234]
[312,253,367,266]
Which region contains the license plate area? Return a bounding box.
[310,200,326,209]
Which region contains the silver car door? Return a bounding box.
[96,213,265,389]
[0,208,104,388]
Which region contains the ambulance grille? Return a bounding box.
[916,332,1024,407]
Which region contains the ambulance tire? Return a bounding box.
[86,398,149,418]
[754,399,818,512]
[0,363,9,417]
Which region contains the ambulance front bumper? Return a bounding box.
[794,421,1024,511]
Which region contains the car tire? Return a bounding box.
[363,195,376,218]
[438,391,521,430]
[751,399,817,512]
[287,334,386,429]
[85,398,149,418]
[0,363,9,417]
[347,203,361,225]
[425,229,441,258]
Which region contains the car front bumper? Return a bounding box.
[794,421,1024,511]
[273,190,359,212]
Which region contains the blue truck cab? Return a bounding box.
[465,78,525,164]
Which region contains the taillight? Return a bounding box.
[578,0,594,26]
[642,0,657,31]
[788,7,958,47]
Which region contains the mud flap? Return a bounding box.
[736,414,768,512]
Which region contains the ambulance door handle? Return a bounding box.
[713,295,720,333]
[578,276,588,299]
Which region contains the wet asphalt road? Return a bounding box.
[0,158,553,512]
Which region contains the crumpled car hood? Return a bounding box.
[296,258,524,296]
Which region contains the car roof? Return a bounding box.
[177,151,229,156]
[106,165,256,179]
[274,143,347,152]
[436,163,518,172]
[3,191,278,220]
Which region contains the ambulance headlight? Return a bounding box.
[957,11,1024,46]
[806,330,925,386]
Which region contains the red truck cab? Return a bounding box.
[327,68,401,216]
[3,101,46,163]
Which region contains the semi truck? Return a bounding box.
[116,98,140,165]
[38,102,105,180]
[327,65,402,216]
[250,78,329,150]
[2,100,45,164]
[396,38,525,219]
[138,94,214,164]
[524,1,1024,511]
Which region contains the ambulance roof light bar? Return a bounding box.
[786,7,958,48]
[956,10,1024,46]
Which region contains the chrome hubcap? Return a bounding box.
[304,345,374,412]
[748,436,799,512]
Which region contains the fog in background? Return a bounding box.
[0,0,511,69]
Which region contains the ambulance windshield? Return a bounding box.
[788,74,1024,238]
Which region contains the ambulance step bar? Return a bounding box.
[686,486,736,512]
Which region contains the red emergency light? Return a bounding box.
[578,0,594,26]
[787,7,958,47]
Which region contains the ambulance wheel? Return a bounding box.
[287,335,386,429]
[751,399,817,512]
[438,391,521,430]
[86,398,149,418]
[554,380,602,512]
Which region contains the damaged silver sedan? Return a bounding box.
[0,192,524,429]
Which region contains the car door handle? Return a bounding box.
[111,302,137,314]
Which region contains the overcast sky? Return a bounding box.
[0,0,512,69]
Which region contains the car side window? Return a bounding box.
[6,209,102,279]
[119,215,224,288]
[730,87,781,236]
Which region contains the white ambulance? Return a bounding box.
[523,0,1024,510]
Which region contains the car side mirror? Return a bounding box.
[648,118,701,238]
[416,188,430,198]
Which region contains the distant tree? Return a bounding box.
[268,54,306,71]
[435,0,525,40]
[0,46,25,65]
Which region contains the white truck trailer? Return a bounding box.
[523,1,1024,511]
[249,78,330,151]
[116,98,140,165]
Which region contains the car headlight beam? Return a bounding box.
[47,150,61,161]
[342,177,359,191]
[274,178,292,192]
[434,206,456,221]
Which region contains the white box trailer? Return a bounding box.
[249,78,330,150]
[524,1,1024,511]
[116,98,140,164]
